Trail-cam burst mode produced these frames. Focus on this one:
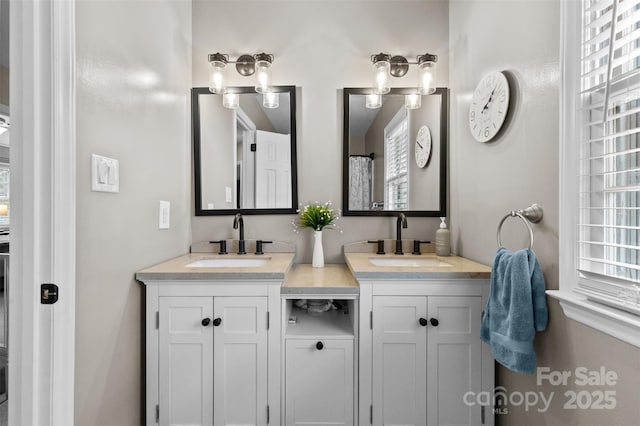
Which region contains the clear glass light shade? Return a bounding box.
[255,60,272,94]
[263,92,279,109]
[208,61,226,94]
[418,61,436,95]
[223,93,239,109]
[405,93,422,109]
[374,60,391,95]
[365,93,382,109]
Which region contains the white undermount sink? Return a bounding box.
[186,257,270,268]
[368,257,452,267]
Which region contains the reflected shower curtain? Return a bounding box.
[349,156,372,210]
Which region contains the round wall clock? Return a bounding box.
[468,71,510,143]
[415,125,432,168]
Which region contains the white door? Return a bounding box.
[427,297,482,426]
[213,297,268,426]
[372,296,427,426]
[158,297,214,426]
[10,0,76,424]
[238,108,257,209]
[285,338,354,425]
[255,130,291,208]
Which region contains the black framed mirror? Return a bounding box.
[342,87,448,216]
[193,85,298,215]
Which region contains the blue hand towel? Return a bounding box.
[480,247,548,374]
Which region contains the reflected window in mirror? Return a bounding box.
[342,87,448,216]
[192,86,298,215]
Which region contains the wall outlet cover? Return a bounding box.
[91,154,119,193]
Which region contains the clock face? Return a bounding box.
[415,125,432,168]
[469,71,510,143]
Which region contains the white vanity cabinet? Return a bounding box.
[158,295,268,426]
[281,264,359,426]
[137,251,292,426]
[283,304,355,426]
[358,279,493,426]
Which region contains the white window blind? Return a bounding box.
[384,110,409,210]
[578,0,640,314]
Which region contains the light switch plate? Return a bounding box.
[91,154,119,193]
[159,201,170,229]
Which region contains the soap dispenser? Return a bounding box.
[436,217,451,256]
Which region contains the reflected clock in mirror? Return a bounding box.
[342,87,448,216]
[192,86,298,215]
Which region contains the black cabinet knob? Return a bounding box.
[419,318,428,326]
[316,341,324,350]
[201,318,211,326]
[213,318,222,326]
[430,318,439,327]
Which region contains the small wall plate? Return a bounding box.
[91,154,119,193]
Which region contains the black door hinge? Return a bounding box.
[41,283,59,304]
[251,143,257,152]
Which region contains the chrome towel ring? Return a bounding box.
[496,204,544,250]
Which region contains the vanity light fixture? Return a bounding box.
[208,53,229,94]
[222,92,239,109]
[365,93,382,109]
[416,53,438,95]
[254,53,274,94]
[263,91,279,109]
[372,53,392,95]
[404,93,422,110]
[370,52,438,108]
[208,52,276,109]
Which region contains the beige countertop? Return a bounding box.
[135,252,296,282]
[282,264,359,295]
[344,252,491,280]
[136,250,490,287]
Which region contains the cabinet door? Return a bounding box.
[372,296,427,426]
[285,339,354,426]
[213,297,268,426]
[159,296,214,426]
[427,296,482,426]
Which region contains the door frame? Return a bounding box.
[9,0,76,424]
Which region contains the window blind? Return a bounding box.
[578,0,640,314]
[384,113,409,210]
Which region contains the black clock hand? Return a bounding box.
[416,140,424,149]
[482,87,497,113]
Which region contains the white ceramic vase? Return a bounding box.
[312,230,325,268]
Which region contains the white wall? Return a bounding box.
[199,95,236,209]
[191,0,450,262]
[450,1,640,424]
[75,1,192,424]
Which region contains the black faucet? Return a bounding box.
[233,213,246,255]
[395,213,408,255]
